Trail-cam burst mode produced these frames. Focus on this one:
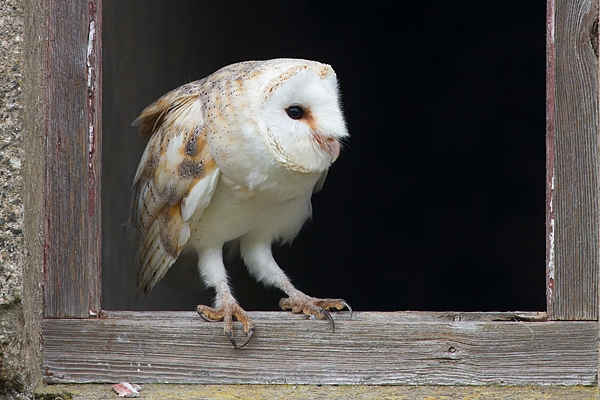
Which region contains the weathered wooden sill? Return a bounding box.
[42,311,598,385]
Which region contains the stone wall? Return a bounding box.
[0,0,43,398]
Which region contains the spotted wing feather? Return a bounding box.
[131,81,220,294]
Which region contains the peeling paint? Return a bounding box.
[86,20,95,91]
[547,175,555,300]
[86,17,96,158]
[86,2,100,222]
[545,0,556,317]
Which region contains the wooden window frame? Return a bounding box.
[35,0,599,385]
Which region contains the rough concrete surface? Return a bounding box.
[0,0,26,396]
[0,0,24,308]
[34,384,598,400]
[0,0,42,398]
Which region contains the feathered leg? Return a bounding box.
[240,239,351,332]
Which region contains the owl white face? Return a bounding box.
[257,63,348,174]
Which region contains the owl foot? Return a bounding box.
[279,293,352,333]
[196,302,254,349]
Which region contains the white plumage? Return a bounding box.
[131,59,350,347]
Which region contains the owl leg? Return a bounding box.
[195,247,254,349]
[240,240,352,332]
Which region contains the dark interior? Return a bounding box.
[102,1,546,312]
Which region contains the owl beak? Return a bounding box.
[328,138,341,161]
[314,133,341,161]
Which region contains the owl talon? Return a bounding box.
[227,325,254,349]
[341,300,353,320]
[197,309,221,323]
[196,303,255,349]
[279,294,351,332]
[319,309,335,332]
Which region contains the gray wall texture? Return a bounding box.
[1,0,43,398]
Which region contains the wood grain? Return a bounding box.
[42,311,598,385]
[547,0,600,320]
[43,0,102,317]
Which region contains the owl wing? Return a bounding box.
[131,81,220,294]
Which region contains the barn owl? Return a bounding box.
[131,58,350,348]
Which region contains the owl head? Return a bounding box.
[256,59,349,174]
[204,59,349,179]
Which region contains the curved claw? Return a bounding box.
[197,307,222,322]
[196,304,255,349]
[281,295,352,333]
[341,300,353,320]
[319,309,336,333]
[227,326,254,349]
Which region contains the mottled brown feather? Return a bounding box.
[131,80,219,294]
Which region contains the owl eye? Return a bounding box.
[285,105,304,120]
